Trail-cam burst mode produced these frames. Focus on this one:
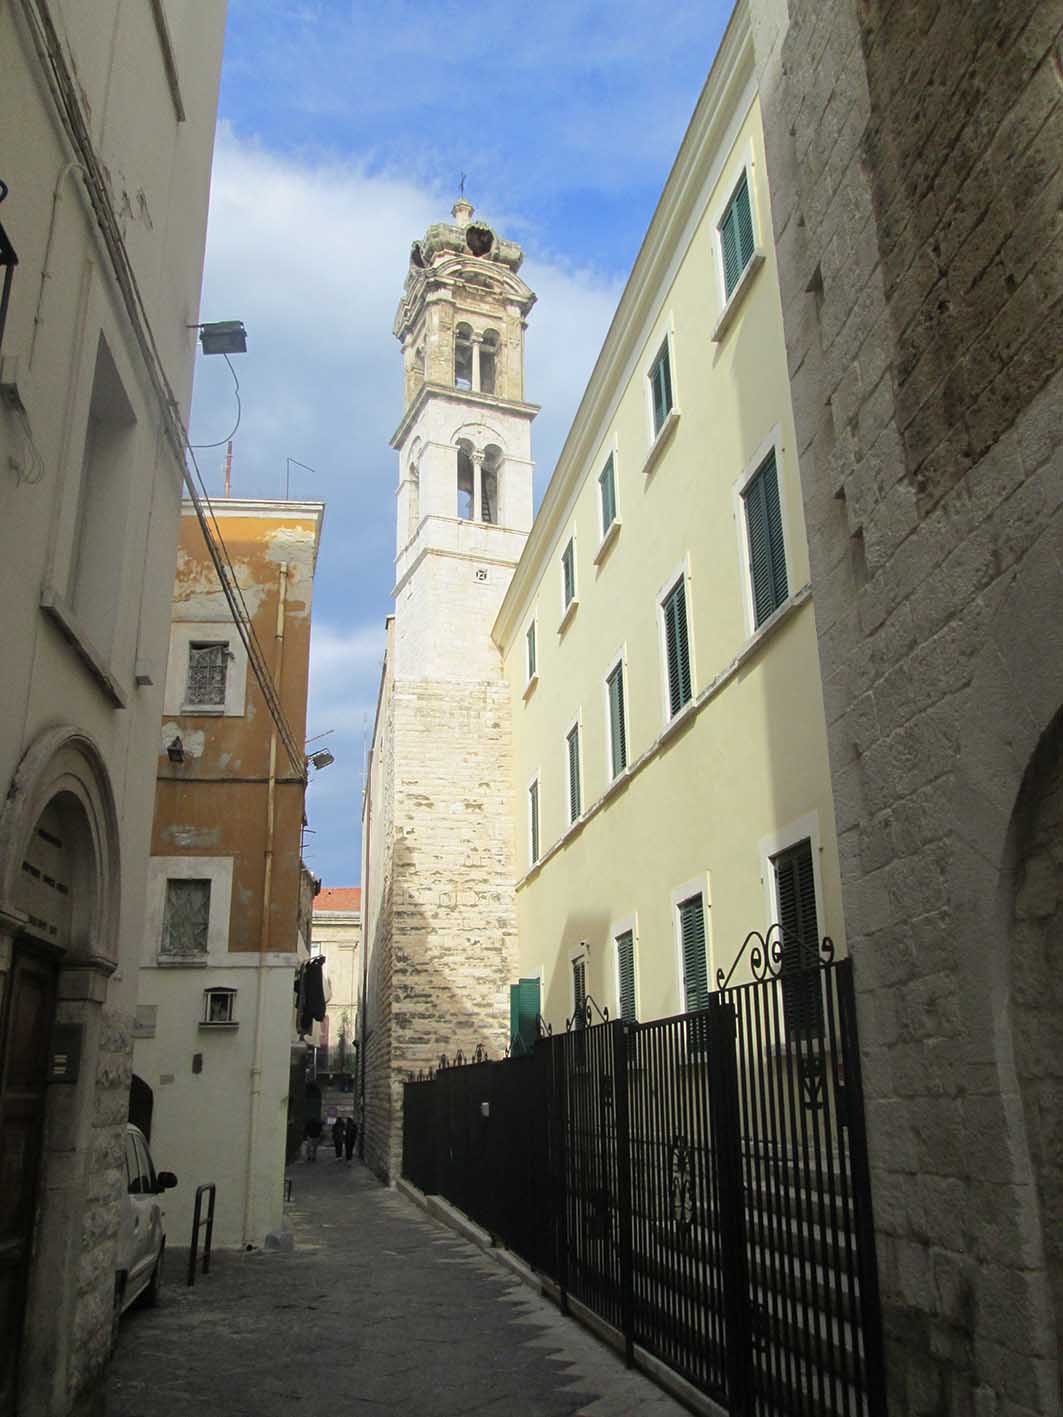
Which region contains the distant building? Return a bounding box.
[311,886,362,1082]
[0,4,225,1413]
[133,499,324,1249]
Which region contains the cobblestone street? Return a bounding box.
[107,1156,689,1417]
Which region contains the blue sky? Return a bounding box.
[188,0,731,886]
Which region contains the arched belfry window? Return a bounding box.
[482,445,502,525]
[454,324,473,390]
[456,439,475,519]
[480,330,499,396]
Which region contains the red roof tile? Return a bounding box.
[313,886,361,911]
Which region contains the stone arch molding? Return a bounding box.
[0,725,121,968]
[450,422,505,458]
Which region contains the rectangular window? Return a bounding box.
[185,641,229,708]
[528,779,540,865]
[616,929,637,1023]
[572,955,587,1017]
[744,449,788,628]
[526,621,537,680]
[203,988,236,1024]
[720,169,756,299]
[562,538,576,609]
[678,892,710,1050]
[509,977,541,1055]
[607,661,627,778]
[662,576,692,718]
[566,723,581,823]
[649,339,673,438]
[598,454,616,536]
[772,838,823,1038]
[161,878,211,959]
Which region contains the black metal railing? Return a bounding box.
[402,940,885,1417]
[186,1182,216,1287]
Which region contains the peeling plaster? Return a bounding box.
[161,722,205,757]
[160,824,222,849]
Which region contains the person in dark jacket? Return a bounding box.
[344,1114,357,1162]
[331,1116,344,1159]
[304,1116,322,1162]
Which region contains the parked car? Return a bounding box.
[115,1123,177,1319]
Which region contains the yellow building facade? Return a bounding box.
[493,6,843,1033]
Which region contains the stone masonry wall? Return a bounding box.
[750,0,1063,1411]
[363,674,397,1183]
[373,679,517,1183]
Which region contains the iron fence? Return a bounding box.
[402,941,884,1417]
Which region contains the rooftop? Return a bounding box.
[313,886,361,913]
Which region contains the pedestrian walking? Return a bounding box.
[344,1114,357,1162]
[331,1116,344,1159]
[304,1116,322,1162]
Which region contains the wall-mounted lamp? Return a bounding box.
[309,750,334,771]
[196,320,247,356]
[166,736,185,764]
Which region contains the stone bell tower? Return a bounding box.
[361,201,537,1180]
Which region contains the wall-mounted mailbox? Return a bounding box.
[47,1023,83,1084]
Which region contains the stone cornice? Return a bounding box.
[492,0,755,650]
[389,383,540,451]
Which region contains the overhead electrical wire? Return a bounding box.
[19,0,306,781]
[189,353,242,449]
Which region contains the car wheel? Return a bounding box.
[144,1242,164,1308]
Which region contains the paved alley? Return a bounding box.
[107,1156,690,1417]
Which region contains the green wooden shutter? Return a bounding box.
[616,930,636,1022]
[529,780,540,863]
[526,622,536,678]
[567,724,581,821]
[664,578,692,717]
[773,839,822,1037]
[744,450,787,627]
[721,171,754,298]
[572,957,586,1015]
[562,539,575,607]
[607,663,627,777]
[510,976,540,1054]
[650,341,673,436]
[735,171,755,271]
[679,894,710,1052]
[599,455,616,533]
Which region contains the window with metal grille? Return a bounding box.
[186,642,228,707]
[528,779,540,865]
[720,169,756,299]
[203,988,236,1024]
[616,930,637,1023]
[562,538,576,609]
[526,621,537,680]
[662,577,692,718]
[773,838,824,1039]
[566,723,581,823]
[161,879,211,958]
[598,454,616,535]
[648,339,673,438]
[678,893,710,1049]
[743,449,788,628]
[607,661,627,778]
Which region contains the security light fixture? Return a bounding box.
[166,736,185,764]
[310,749,335,771]
[197,320,247,357]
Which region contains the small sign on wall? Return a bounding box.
[47,1023,84,1084]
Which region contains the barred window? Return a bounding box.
[161,879,211,958]
[186,642,229,707]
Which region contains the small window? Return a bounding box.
[743,449,788,627]
[648,339,673,438]
[480,330,499,395]
[572,955,587,1018]
[598,455,616,536]
[606,661,627,778]
[528,779,540,865]
[720,170,756,300]
[526,621,537,681]
[566,722,581,824]
[185,641,229,708]
[678,893,710,1049]
[161,878,211,959]
[772,839,823,1038]
[662,576,692,718]
[454,323,473,390]
[203,987,236,1025]
[561,538,576,610]
[616,929,637,1023]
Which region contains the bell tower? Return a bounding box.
[390,199,538,680]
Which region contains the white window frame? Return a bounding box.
[146,855,234,967]
[610,913,639,1022]
[709,141,764,322]
[757,810,827,942]
[563,711,583,827]
[165,621,248,717]
[731,427,790,639]
[603,646,630,783]
[656,557,695,729]
[202,986,238,1027]
[671,874,713,1013]
[643,316,680,450]
[527,771,542,868]
[523,612,539,697]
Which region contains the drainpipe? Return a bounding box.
[243,561,288,1245]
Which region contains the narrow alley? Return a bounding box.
[106,1158,690,1417]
